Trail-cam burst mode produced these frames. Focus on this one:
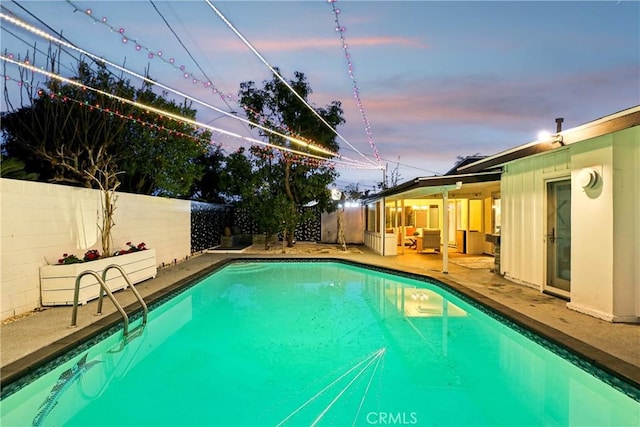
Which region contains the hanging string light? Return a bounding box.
[65,0,233,103]
[5,73,342,168]
[0,12,376,168]
[1,56,376,171]
[327,0,383,168]
[59,1,376,169]
[6,72,349,170]
[204,0,382,169]
[37,0,372,167]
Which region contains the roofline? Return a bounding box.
[459,105,640,173]
[365,170,501,202]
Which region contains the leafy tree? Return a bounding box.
[238,70,344,246]
[218,146,287,249]
[218,146,254,203]
[2,52,209,254]
[189,143,227,203]
[0,157,39,181]
[118,88,211,198]
[1,56,209,197]
[2,57,129,255]
[2,60,128,188]
[343,183,365,201]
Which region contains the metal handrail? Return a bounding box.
[99,264,148,328]
[70,270,130,337]
[70,266,149,339]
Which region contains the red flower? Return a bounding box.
[83,249,101,262]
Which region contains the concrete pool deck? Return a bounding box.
[1,244,639,391]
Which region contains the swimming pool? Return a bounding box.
[1,260,638,426]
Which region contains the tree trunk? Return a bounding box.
[337,206,346,251]
[89,168,120,258]
[283,160,296,247]
[101,189,115,257]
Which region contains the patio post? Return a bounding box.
[442,189,449,273]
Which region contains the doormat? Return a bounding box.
[449,256,495,269]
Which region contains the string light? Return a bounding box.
[62,0,375,169]
[204,0,382,169]
[328,0,383,168]
[0,12,374,167]
[0,56,376,170]
[5,73,351,171]
[65,0,231,103]
[5,73,343,169]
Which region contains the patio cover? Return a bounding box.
[367,170,502,203]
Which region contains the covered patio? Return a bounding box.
[363,171,501,273]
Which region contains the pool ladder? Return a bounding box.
[70,265,148,339]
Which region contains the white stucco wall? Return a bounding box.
[568,138,616,319]
[0,179,191,320]
[320,205,364,244]
[501,126,639,322]
[568,128,639,322]
[613,130,640,321]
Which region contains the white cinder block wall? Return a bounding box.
[0,179,191,320]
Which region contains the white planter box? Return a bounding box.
[40,249,157,306]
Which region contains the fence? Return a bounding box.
[1,178,190,320]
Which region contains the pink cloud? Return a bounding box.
[213,36,427,52]
[327,63,639,132]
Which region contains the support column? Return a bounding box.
[442,189,449,274]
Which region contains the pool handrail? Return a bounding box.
[99,264,148,328]
[70,266,148,339]
[70,270,130,336]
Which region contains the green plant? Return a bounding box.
[58,254,83,265]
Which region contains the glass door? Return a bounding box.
[447,201,456,245]
[546,180,571,297]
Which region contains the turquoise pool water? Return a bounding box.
[1,261,638,426]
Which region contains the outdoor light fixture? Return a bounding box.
[537,117,565,146]
[577,167,600,190]
[537,131,564,146]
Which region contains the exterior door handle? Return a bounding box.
[548,227,556,243]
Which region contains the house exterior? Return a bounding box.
[363,167,502,270]
[364,105,640,323]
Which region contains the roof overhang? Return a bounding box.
[364,106,639,204]
[459,105,640,174]
[366,170,501,202]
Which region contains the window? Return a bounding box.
[366,202,380,233]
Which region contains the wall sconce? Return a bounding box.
[538,118,565,146]
[577,168,600,189]
[537,131,564,146]
[551,134,564,146]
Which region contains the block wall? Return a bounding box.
[0,179,191,320]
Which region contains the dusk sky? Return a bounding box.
[2,1,638,192]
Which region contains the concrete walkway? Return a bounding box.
[2,245,638,390]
